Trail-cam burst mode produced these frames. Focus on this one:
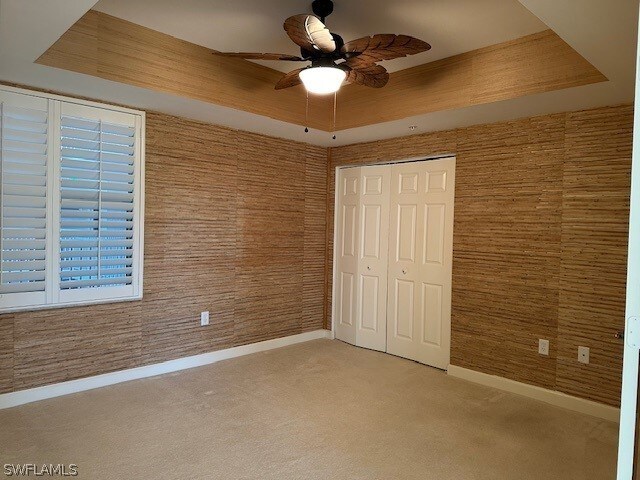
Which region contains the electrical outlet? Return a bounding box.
[538,339,549,356]
[578,346,590,364]
[200,311,210,326]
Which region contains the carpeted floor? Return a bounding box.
[0,339,619,479]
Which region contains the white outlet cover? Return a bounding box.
[538,339,549,356]
[578,346,590,364]
[200,311,210,326]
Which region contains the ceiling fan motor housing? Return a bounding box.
[312,0,334,21]
[300,33,345,60]
[309,57,340,69]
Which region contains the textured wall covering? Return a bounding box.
[0,91,631,409]
[329,105,632,406]
[558,108,633,405]
[0,111,327,393]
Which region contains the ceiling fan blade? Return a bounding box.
[341,34,431,63]
[275,68,305,90]
[284,14,336,53]
[212,52,305,61]
[340,61,389,88]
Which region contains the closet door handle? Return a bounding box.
[367,265,371,271]
[402,269,407,275]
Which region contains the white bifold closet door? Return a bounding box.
[334,167,360,346]
[386,158,455,369]
[334,157,455,369]
[334,165,390,351]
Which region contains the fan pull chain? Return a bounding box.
[304,91,309,133]
[332,92,337,140]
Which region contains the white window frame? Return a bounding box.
[0,85,145,313]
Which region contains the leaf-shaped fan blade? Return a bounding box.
[212,52,305,61]
[340,61,389,88]
[275,68,305,90]
[284,14,336,53]
[341,34,430,63]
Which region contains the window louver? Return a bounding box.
[1,100,49,297]
[0,86,143,313]
[59,115,136,292]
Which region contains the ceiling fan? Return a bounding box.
[212,0,431,95]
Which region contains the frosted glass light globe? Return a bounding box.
[299,66,346,95]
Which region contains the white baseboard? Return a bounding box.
[0,329,333,410]
[447,365,620,423]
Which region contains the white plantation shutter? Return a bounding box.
[57,103,141,303]
[0,86,144,312]
[0,91,51,309]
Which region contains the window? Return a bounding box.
[0,86,144,312]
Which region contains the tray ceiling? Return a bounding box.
[93,0,548,72]
[0,0,636,147]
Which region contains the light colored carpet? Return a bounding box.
[0,339,618,479]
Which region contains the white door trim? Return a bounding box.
[334,154,457,170]
[616,5,640,477]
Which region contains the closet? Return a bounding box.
[333,157,455,369]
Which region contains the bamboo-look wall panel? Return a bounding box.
[139,115,238,363]
[37,12,606,133]
[452,115,565,390]
[0,111,327,393]
[556,106,633,404]
[36,10,333,130]
[234,132,304,344]
[305,147,331,331]
[328,104,631,406]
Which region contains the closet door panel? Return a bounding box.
[393,278,415,339]
[334,167,360,345]
[387,158,455,369]
[355,165,390,351]
[417,160,455,368]
[387,163,423,361]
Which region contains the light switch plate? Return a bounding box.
[200,311,210,326]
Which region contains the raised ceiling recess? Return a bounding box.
[35,1,608,133]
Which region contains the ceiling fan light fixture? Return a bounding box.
[299,66,346,95]
[214,6,430,92]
